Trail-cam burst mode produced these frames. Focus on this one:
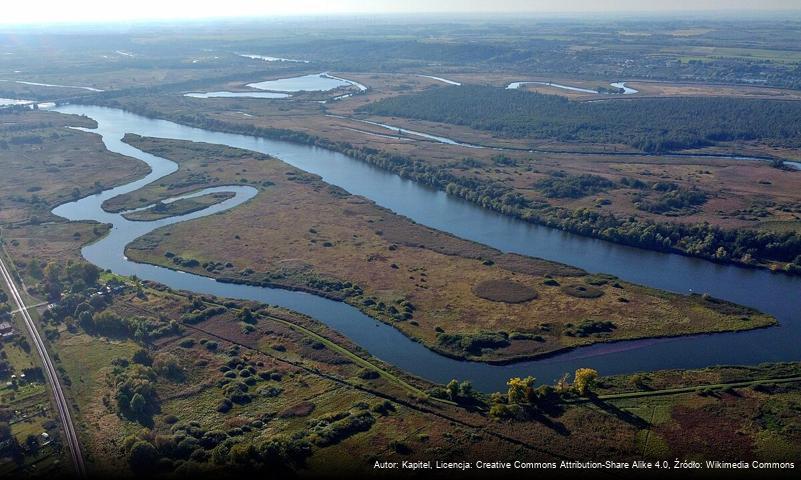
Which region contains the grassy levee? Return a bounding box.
[592,376,801,401]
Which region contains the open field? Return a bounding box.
[0,110,150,225]
[113,136,774,362]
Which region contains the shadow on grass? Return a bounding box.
[528,409,570,436]
[588,395,649,428]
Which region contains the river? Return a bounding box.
[51,105,801,392]
[507,80,639,95]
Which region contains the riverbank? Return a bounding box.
[103,100,801,275]
[115,134,774,365]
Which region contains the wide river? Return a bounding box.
[51,105,801,392]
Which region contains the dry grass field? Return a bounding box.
[116,136,774,362]
[0,110,150,224]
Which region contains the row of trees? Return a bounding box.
[123,424,311,475]
[489,368,599,419]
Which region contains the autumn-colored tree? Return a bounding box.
[506,376,536,404]
[574,368,599,396]
[554,373,571,394]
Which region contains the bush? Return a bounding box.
[534,173,615,199]
[564,320,617,337]
[127,440,158,473]
[437,331,510,354]
[216,399,233,413]
[358,369,380,380]
[561,284,604,299]
[311,411,375,447]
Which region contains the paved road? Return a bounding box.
[0,255,86,477]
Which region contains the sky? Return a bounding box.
[2,0,800,25]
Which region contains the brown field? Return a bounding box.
[0,110,150,224]
[3,222,110,270]
[327,71,801,102]
[114,136,773,362]
[622,81,801,101]
[472,279,538,303]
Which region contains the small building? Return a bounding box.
[0,321,14,339]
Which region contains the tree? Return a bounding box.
[24,434,39,453]
[42,262,63,300]
[446,379,460,400]
[127,440,158,473]
[81,263,100,286]
[507,376,536,404]
[459,380,473,398]
[43,262,62,284]
[238,308,255,324]
[93,311,125,335]
[554,373,571,394]
[574,368,599,396]
[129,393,147,415]
[132,348,152,366]
[27,261,42,280]
[76,311,92,332]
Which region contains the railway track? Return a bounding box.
[0,255,86,477]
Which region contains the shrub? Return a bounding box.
[311,411,375,447]
[564,320,617,337]
[437,331,510,354]
[561,284,604,299]
[216,399,233,413]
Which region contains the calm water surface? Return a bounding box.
[184,91,290,99]
[51,105,801,391]
[247,73,365,92]
[508,80,639,95]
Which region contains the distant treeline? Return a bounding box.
[101,101,801,273]
[361,85,801,152]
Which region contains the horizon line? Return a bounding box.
[2,9,801,29]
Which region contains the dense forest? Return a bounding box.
[102,101,801,273]
[362,86,801,152]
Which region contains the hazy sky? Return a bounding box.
[2,0,800,25]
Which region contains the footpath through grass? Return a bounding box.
[590,376,801,401]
